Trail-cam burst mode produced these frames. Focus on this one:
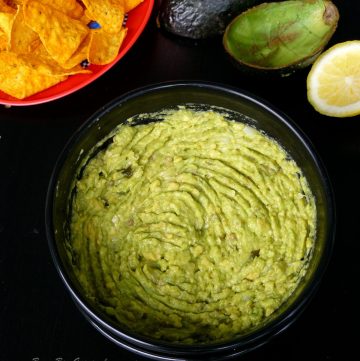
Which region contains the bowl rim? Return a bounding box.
[45,81,336,355]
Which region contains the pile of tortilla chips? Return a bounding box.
[0,0,143,99]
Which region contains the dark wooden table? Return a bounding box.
[1,1,359,360]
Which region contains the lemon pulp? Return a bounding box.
[307,41,360,117]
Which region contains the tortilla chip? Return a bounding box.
[60,33,92,69]
[0,30,7,50]
[82,0,125,34]
[0,51,67,99]
[124,0,143,13]
[10,5,40,54]
[79,12,92,26]
[0,0,16,13]
[0,9,17,50]
[0,10,15,39]
[24,0,89,64]
[37,0,84,19]
[89,27,127,65]
[6,1,23,7]
[31,43,92,75]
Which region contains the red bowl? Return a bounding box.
[0,0,154,106]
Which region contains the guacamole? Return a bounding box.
[70,108,316,343]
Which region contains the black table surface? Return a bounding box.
[1,1,359,360]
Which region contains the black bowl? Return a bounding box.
[45,82,335,360]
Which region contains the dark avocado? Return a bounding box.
[157,0,264,39]
[223,0,339,76]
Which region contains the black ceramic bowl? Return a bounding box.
[45,82,335,360]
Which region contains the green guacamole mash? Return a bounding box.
[70,108,316,343]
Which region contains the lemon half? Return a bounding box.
[307,41,360,118]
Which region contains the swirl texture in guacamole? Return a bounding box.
[70,108,316,343]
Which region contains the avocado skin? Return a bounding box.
[158,0,263,39]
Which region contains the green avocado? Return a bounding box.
[70,108,316,343]
[223,0,339,75]
[157,0,264,39]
